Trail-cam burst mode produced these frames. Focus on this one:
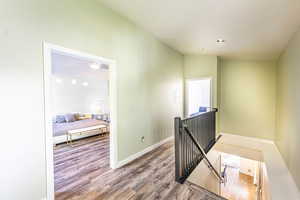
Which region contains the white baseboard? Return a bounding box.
[219,132,275,144]
[115,136,173,168]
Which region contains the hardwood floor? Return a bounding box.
[221,166,257,200]
[54,135,224,200]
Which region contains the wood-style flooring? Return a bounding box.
[221,166,257,200]
[54,135,224,200]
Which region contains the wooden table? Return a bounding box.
[66,124,108,145]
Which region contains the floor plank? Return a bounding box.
[54,135,224,200]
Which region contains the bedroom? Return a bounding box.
[50,48,111,198]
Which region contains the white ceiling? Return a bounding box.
[99,0,300,60]
[51,51,109,81]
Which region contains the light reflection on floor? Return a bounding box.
[221,153,258,200]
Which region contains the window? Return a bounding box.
[186,79,212,116]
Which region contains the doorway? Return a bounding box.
[43,43,118,200]
[185,78,212,116]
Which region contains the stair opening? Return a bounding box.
[174,109,270,200]
[186,143,269,200]
[220,153,262,200]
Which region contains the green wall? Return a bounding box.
[219,59,277,140]
[276,28,300,188]
[2,0,299,198]
[183,56,277,139]
[183,55,220,131]
[0,1,183,199]
[183,55,218,112]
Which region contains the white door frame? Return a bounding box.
[184,77,213,117]
[43,42,118,200]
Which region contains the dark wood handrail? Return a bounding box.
[174,109,218,183]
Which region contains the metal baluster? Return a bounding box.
[174,108,219,183]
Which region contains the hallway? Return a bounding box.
[54,135,223,200]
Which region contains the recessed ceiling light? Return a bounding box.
[216,39,225,44]
[90,63,100,70]
[71,79,77,85]
[82,82,89,86]
[55,78,62,84]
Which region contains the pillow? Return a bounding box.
[84,113,92,118]
[199,107,207,112]
[56,115,66,123]
[65,113,76,122]
[74,113,81,120]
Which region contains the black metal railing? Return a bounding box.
[174,108,219,183]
